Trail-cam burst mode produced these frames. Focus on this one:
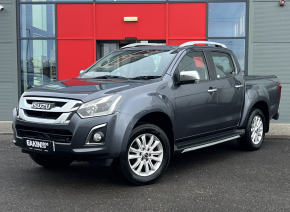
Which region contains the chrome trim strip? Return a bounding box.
[23,97,71,102]
[235,85,244,88]
[85,123,107,145]
[18,108,73,124]
[208,88,218,93]
[181,135,240,153]
[19,97,82,112]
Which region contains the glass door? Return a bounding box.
[98,41,119,59]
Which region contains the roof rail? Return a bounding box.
[179,41,227,48]
[120,43,164,49]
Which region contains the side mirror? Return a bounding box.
[180,70,200,84]
[79,70,86,76]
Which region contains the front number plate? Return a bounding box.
[25,139,52,153]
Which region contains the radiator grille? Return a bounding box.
[16,125,73,143]
[24,110,62,119]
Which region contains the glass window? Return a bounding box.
[208,3,246,37]
[81,49,177,79]
[210,52,235,79]
[209,39,245,72]
[21,0,92,2]
[20,4,55,38]
[100,43,118,58]
[177,51,209,81]
[21,40,56,93]
[95,0,164,1]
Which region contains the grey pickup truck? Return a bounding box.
[12,41,282,185]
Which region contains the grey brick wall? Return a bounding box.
[248,0,289,123]
[0,0,18,121]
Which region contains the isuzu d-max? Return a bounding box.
[12,41,282,185]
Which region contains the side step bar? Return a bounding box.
[181,135,241,153]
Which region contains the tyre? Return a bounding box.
[29,153,74,168]
[113,124,171,185]
[238,108,266,151]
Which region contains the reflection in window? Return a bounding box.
[177,52,209,81]
[208,3,246,37]
[21,40,56,93]
[210,52,235,78]
[20,4,55,38]
[100,43,117,58]
[209,39,245,72]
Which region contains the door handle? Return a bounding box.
[208,88,217,93]
[235,84,243,88]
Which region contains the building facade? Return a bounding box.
[0,0,288,123]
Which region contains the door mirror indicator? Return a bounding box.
[180,71,200,84]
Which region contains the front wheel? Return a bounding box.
[113,124,171,185]
[29,153,74,168]
[238,108,266,151]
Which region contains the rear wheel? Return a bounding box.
[29,153,74,168]
[113,124,171,185]
[238,108,266,151]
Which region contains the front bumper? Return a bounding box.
[12,108,133,159]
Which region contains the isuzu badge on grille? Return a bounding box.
[31,102,55,110]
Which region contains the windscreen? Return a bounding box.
[81,49,177,79]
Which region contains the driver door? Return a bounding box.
[174,50,219,140]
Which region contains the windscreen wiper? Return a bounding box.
[129,76,162,80]
[92,75,129,80]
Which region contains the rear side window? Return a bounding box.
[177,51,209,81]
[210,52,235,78]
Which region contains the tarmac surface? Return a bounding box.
[1,135,290,212]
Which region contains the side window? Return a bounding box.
[210,52,236,79]
[177,51,209,81]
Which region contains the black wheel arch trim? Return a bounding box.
[119,109,175,157]
[238,93,271,133]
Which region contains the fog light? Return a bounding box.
[13,139,16,143]
[85,124,107,145]
[93,132,103,142]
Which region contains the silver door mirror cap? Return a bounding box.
[180,70,200,83]
[79,70,86,76]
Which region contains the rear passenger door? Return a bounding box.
[208,51,244,130]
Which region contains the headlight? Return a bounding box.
[77,94,123,118]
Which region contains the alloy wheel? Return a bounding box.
[128,133,164,177]
[251,115,263,144]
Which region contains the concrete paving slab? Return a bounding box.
[0,121,12,135]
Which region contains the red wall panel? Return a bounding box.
[58,40,94,80]
[56,3,207,80]
[57,4,95,80]
[168,3,206,40]
[95,4,166,40]
[168,39,205,45]
[57,4,94,38]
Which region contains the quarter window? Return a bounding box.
[210,52,235,78]
[177,52,209,81]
